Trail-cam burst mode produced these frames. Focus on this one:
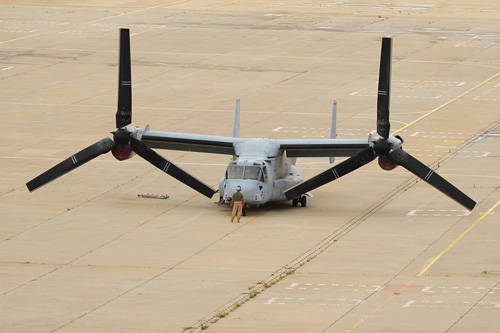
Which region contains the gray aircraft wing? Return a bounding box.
[141,129,371,158]
[276,138,371,157]
[141,129,242,155]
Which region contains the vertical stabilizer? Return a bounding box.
[329,100,338,163]
[233,98,240,138]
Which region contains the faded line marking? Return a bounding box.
[417,199,500,277]
[403,301,415,308]
[346,199,500,333]
[264,297,277,305]
[392,70,500,136]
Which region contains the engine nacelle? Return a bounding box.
[378,155,397,171]
[112,145,134,161]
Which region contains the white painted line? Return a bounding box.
[1,66,13,71]
[264,297,277,305]
[457,82,465,86]
[481,152,491,157]
[272,127,283,132]
[350,91,359,96]
[410,131,420,137]
[407,210,417,216]
[287,283,299,289]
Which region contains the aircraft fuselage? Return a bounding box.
[219,138,302,206]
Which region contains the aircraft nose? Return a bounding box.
[224,181,260,203]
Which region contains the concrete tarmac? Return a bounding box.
[1,1,499,332]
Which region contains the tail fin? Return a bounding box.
[233,98,240,138]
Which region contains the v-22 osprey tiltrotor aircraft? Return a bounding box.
[27,29,476,211]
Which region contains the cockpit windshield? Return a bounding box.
[243,166,261,180]
[226,164,267,182]
[226,165,244,179]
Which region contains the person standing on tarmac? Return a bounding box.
[230,186,244,223]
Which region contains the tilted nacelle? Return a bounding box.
[371,135,404,171]
[111,125,143,161]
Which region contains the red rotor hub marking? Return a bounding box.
[378,155,396,171]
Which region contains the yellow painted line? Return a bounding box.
[346,198,500,333]
[392,70,500,136]
[417,198,500,277]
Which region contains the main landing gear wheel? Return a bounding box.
[292,196,307,207]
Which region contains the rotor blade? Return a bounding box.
[116,28,132,128]
[26,138,115,192]
[129,137,217,199]
[377,37,392,139]
[388,149,476,211]
[285,146,375,200]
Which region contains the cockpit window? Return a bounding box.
[243,166,261,180]
[226,164,268,182]
[226,165,244,179]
